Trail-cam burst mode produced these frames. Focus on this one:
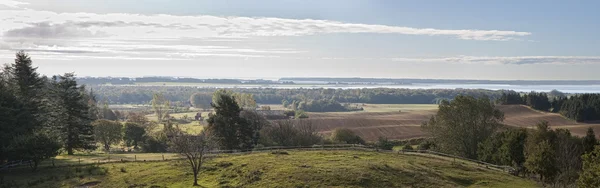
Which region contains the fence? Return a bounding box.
[0,144,514,174]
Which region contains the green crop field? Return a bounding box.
[3,150,537,188]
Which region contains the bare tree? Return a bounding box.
[169,130,215,186]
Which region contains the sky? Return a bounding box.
[0,0,599,80]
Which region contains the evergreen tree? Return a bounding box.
[206,91,253,150]
[3,51,47,133]
[583,127,597,154]
[51,73,96,155]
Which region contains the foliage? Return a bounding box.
[190,92,212,110]
[524,140,557,183]
[294,110,308,119]
[578,146,600,187]
[330,128,364,144]
[239,110,269,146]
[92,119,123,152]
[50,73,96,155]
[90,86,504,105]
[583,127,597,154]
[123,122,146,148]
[560,94,600,122]
[523,91,551,111]
[294,99,354,112]
[151,93,169,122]
[477,128,527,170]
[422,95,504,159]
[375,137,394,150]
[260,120,322,146]
[497,92,523,105]
[5,132,61,171]
[140,132,169,153]
[207,90,254,150]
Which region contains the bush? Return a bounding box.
[140,134,168,153]
[376,137,394,150]
[417,140,434,150]
[331,128,364,144]
[402,144,414,151]
[295,110,308,119]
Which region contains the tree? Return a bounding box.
[169,130,215,186]
[524,140,557,183]
[422,95,504,159]
[240,110,269,147]
[92,119,123,152]
[524,121,558,183]
[578,146,600,187]
[6,132,61,171]
[206,91,253,150]
[554,129,583,185]
[2,51,47,137]
[101,103,117,120]
[190,92,212,110]
[123,122,146,149]
[51,73,96,155]
[331,128,364,144]
[0,82,34,161]
[583,127,597,154]
[152,93,168,122]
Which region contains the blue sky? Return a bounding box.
[0,0,599,80]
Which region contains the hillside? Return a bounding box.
[2,150,537,188]
[497,105,600,137]
[295,104,600,141]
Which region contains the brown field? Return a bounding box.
[293,104,600,141]
[299,110,436,141]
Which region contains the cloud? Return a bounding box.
[0,7,534,63]
[390,56,600,65]
[0,0,28,8]
[4,22,106,38]
[0,9,530,41]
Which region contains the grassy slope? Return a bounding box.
[4,150,537,188]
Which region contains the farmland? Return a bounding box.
[3,150,537,188]
[276,104,600,141]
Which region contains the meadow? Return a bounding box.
[2,150,537,188]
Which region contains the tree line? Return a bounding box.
[1,52,96,170]
[423,95,600,187]
[497,91,600,122]
[91,85,505,105]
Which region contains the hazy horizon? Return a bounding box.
[1,0,600,80]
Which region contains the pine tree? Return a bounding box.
[206,92,252,150]
[3,51,47,132]
[583,127,597,153]
[51,73,96,155]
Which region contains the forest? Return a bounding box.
[90,86,504,105]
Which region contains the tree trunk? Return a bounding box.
[67,147,74,155]
[193,171,199,186]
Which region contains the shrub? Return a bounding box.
[376,137,394,150]
[402,144,414,151]
[331,128,364,144]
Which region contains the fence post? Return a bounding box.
[162,154,165,161]
[135,155,137,161]
[78,158,81,165]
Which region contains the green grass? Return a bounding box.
[360,104,439,112]
[3,150,537,188]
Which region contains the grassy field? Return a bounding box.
[3,150,537,188]
[359,104,438,113]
